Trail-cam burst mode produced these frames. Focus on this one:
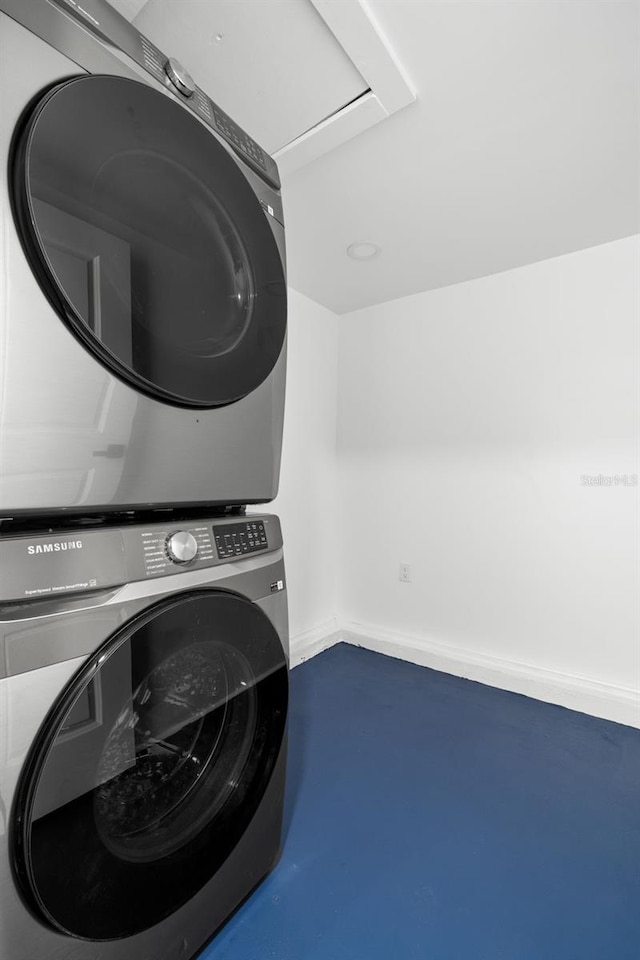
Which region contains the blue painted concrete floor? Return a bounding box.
[201,643,640,960]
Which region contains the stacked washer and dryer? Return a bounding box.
[0,2,289,958]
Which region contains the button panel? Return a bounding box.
[211,105,267,171]
[214,521,268,559]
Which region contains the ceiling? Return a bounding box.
[108,0,640,315]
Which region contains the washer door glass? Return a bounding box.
[12,75,286,407]
[12,591,288,940]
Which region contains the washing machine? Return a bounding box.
[0,511,288,960]
[0,0,287,518]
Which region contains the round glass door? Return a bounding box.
[12,75,287,407]
[12,591,288,940]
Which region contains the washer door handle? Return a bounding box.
[93,444,126,458]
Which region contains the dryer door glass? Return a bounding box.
[13,75,286,407]
[12,591,288,940]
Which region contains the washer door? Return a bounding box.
[12,590,288,941]
[11,75,286,408]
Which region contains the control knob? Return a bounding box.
[166,531,198,564]
[164,57,195,98]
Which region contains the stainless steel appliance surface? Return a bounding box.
[0,511,288,960]
[0,0,287,517]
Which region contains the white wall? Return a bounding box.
[336,237,639,724]
[265,288,340,652]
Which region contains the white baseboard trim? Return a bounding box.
[289,617,341,668]
[340,621,640,729]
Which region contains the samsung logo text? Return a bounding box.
[27,541,84,555]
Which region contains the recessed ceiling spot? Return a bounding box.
[347,242,380,261]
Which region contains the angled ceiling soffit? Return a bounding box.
[273,0,416,176]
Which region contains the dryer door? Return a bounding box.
[12,75,286,408]
[12,590,288,940]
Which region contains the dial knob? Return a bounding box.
[164,57,195,97]
[166,531,198,564]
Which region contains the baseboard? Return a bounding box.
[340,621,640,729]
[289,617,341,668]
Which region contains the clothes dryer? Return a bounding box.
[0,0,287,517]
[0,511,288,959]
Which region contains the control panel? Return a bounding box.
[214,521,268,559]
[0,514,281,603]
[141,520,269,575]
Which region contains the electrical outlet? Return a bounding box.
[399,563,412,583]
